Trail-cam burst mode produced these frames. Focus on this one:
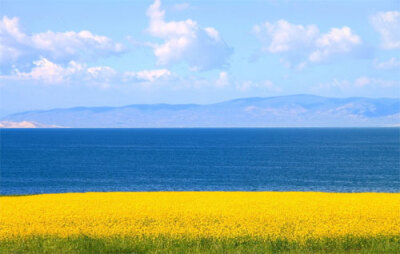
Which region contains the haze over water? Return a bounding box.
[1,128,399,195]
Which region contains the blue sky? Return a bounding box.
[0,0,399,116]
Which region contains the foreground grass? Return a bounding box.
[1,236,399,254]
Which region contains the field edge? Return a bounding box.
[1,235,399,254]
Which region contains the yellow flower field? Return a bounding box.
[1,192,399,241]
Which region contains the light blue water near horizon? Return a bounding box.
[1,128,399,195]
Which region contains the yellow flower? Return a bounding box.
[1,192,399,240]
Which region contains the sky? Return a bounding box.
[0,0,399,116]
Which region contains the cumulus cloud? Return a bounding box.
[253,20,362,67]
[9,57,85,84]
[370,11,400,50]
[0,57,173,86]
[0,16,125,66]
[253,20,319,53]
[146,0,232,71]
[309,27,361,62]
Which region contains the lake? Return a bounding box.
[1,128,399,194]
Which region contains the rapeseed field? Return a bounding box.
[1,192,399,253]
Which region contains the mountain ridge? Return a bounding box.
[2,95,400,128]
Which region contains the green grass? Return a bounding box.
[1,236,399,254]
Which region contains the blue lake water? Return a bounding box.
[1,128,399,194]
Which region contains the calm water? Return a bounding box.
[1,128,399,194]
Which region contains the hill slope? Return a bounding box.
[3,95,400,127]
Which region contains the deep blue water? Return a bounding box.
[1,128,399,194]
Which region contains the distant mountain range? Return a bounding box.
[2,95,399,127]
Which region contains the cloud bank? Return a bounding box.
[0,16,125,66]
[0,57,173,86]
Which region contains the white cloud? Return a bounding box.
[124,69,172,82]
[31,30,125,60]
[0,57,172,86]
[309,27,361,62]
[10,57,85,84]
[253,20,362,66]
[370,11,400,50]
[1,57,287,96]
[0,16,125,66]
[374,57,400,70]
[253,20,319,53]
[0,17,26,64]
[146,0,232,71]
[86,66,117,83]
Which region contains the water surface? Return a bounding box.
[1,128,399,194]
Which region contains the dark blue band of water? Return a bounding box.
[1,128,399,194]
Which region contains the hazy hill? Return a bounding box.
[2,95,399,127]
